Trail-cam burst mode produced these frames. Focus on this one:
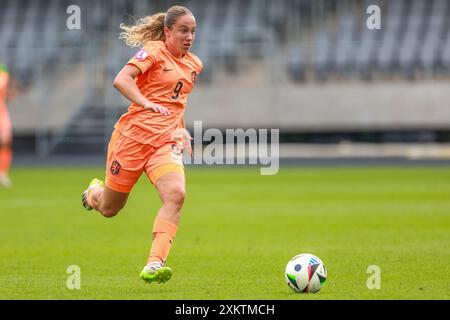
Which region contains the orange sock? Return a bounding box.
[148,217,178,264]
[0,147,12,174]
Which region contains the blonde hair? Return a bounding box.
[119,6,193,47]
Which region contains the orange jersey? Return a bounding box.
[0,71,9,110]
[115,41,203,146]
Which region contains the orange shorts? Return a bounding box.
[105,129,185,193]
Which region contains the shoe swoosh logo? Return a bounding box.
[163,68,174,72]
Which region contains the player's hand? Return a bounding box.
[143,101,171,116]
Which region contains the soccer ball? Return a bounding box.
[285,253,327,293]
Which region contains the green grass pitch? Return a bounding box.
[0,166,449,299]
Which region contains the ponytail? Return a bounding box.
[119,13,166,47]
[119,6,193,48]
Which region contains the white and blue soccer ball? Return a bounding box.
[285,253,327,293]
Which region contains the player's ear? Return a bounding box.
[163,26,171,39]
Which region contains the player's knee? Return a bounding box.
[163,185,186,208]
[0,140,11,148]
[0,132,12,147]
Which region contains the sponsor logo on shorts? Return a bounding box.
[171,144,183,163]
[110,160,121,175]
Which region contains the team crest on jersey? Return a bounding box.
[110,160,121,175]
[191,71,198,84]
[135,49,149,61]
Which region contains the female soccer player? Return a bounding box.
[0,63,12,188]
[81,6,202,284]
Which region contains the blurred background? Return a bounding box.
[1,0,450,164]
[2,0,450,301]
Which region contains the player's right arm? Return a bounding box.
[113,64,171,116]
